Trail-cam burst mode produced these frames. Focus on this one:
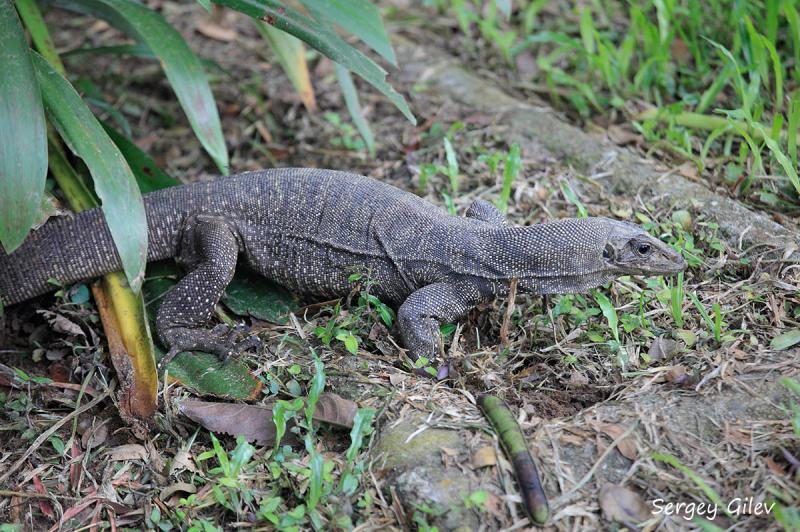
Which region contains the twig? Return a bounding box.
[498,276,519,352]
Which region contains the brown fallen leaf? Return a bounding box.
[170,450,197,475]
[607,124,641,146]
[472,445,497,468]
[600,424,637,460]
[179,392,358,445]
[105,444,148,462]
[665,366,687,382]
[725,424,751,445]
[197,20,238,42]
[648,336,679,362]
[569,372,589,386]
[766,457,788,476]
[599,483,650,523]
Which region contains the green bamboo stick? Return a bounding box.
[478,395,549,525]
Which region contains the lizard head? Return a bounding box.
[602,219,687,275]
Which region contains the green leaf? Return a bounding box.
[48,0,229,174]
[334,63,375,158]
[223,265,295,324]
[594,291,619,342]
[0,0,47,253]
[211,0,415,124]
[752,123,800,196]
[344,334,358,355]
[100,122,177,193]
[32,52,146,294]
[297,0,396,66]
[771,329,800,350]
[196,0,212,13]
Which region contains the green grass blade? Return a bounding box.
[0,0,47,253]
[49,0,229,174]
[752,123,800,195]
[297,0,396,66]
[214,0,415,124]
[32,52,147,294]
[705,37,750,120]
[499,143,521,213]
[12,0,64,75]
[334,63,376,158]
[784,1,800,81]
[788,92,800,167]
[594,291,619,343]
[761,36,784,113]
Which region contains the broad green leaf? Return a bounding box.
[196,0,212,13]
[223,265,296,324]
[0,0,47,253]
[48,0,229,174]
[32,52,146,294]
[771,329,800,350]
[100,122,177,193]
[334,63,375,158]
[212,0,415,124]
[255,20,317,111]
[297,0,396,66]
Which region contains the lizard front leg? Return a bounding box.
[466,199,508,227]
[397,279,488,369]
[157,214,259,368]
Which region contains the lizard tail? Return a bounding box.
[0,207,124,306]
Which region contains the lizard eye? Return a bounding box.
[636,243,652,255]
[602,244,613,260]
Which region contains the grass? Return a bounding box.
[431,0,800,211]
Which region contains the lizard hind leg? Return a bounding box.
[156,214,260,368]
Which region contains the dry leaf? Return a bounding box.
[197,20,238,42]
[601,424,637,460]
[440,446,460,458]
[726,425,751,445]
[664,366,687,383]
[179,392,358,445]
[105,444,147,462]
[766,457,787,476]
[159,482,197,503]
[389,374,408,386]
[599,483,650,523]
[170,450,197,475]
[569,372,589,386]
[607,124,641,146]
[472,445,497,468]
[81,420,108,448]
[648,337,679,362]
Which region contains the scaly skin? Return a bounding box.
[0,168,687,365]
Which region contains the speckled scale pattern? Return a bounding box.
[0,168,685,364]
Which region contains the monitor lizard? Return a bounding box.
[0,168,687,368]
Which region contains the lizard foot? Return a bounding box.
[157,322,262,373]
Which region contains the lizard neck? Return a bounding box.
[477,219,620,295]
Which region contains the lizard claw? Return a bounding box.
[215,323,261,365]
